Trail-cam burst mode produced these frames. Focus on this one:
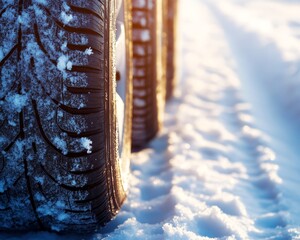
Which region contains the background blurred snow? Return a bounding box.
[2,0,300,239]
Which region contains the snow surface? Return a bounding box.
[2,0,300,239]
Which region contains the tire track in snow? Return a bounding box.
[203,1,292,238]
[218,88,290,238]
[206,3,300,237]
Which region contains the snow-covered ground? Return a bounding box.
[3,0,300,239]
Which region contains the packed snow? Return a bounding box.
[2,0,300,239]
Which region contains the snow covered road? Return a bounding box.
[3,0,300,239]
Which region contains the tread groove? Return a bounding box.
[34,23,57,65]
[40,163,104,191]
[0,44,18,68]
[20,105,44,229]
[42,6,102,37]
[56,119,102,138]
[69,4,103,20]
[33,100,99,157]
[0,6,9,18]
[67,43,101,55]
[66,86,102,94]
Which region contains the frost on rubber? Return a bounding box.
[0,0,126,232]
[131,0,166,149]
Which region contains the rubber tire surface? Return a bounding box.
[131,0,166,149]
[165,0,178,100]
[0,0,127,233]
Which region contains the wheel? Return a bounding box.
[165,0,178,100]
[131,0,167,149]
[0,0,131,233]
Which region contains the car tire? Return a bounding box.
[131,0,166,149]
[0,0,130,232]
[165,0,178,100]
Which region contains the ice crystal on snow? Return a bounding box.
[84,47,94,56]
[80,137,92,154]
[53,137,68,155]
[57,55,72,71]
[61,41,68,52]
[60,2,73,25]
[4,93,28,113]
[60,11,73,25]
[17,12,30,28]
